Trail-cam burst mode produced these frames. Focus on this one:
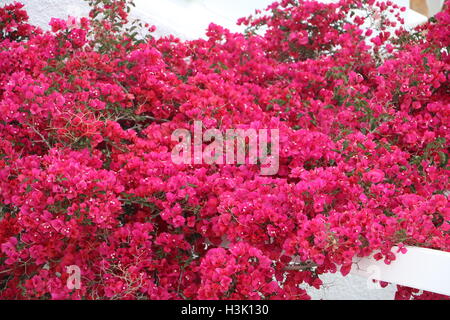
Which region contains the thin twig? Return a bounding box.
[26,123,52,149]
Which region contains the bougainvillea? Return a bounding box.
[0,0,449,300]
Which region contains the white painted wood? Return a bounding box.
[352,246,450,296]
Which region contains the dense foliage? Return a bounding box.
[0,0,449,299]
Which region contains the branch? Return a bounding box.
[26,123,52,149]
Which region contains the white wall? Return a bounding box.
[1,0,90,31]
[429,0,446,16]
[3,0,443,38]
[2,0,442,300]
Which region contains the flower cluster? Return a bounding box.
[0,0,449,300]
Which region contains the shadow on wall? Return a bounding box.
[0,0,447,301]
[5,0,447,32]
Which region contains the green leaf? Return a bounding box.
[343,140,349,151]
